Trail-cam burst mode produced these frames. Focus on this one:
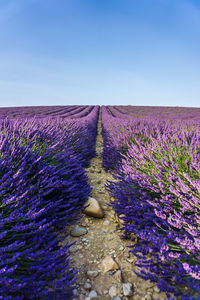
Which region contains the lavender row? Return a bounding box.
[0,105,96,119]
[102,106,200,299]
[0,106,99,298]
[111,105,200,121]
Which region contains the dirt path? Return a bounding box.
[64,116,168,300]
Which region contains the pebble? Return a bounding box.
[111,297,122,300]
[99,231,107,235]
[85,218,89,224]
[86,270,99,278]
[100,256,119,273]
[84,282,92,290]
[82,238,88,243]
[126,258,135,263]
[88,290,98,299]
[103,220,110,225]
[98,190,104,194]
[72,289,78,296]
[153,286,160,293]
[69,246,78,253]
[113,270,122,282]
[123,283,133,296]
[84,197,104,218]
[119,245,124,251]
[109,285,117,297]
[70,226,88,237]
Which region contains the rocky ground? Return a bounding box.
[62,118,169,300]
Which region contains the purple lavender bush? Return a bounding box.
[103,106,200,299]
[0,134,82,298]
[0,105,100,299]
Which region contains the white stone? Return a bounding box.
[123,283,133,296]
[88,290,98,299]
[84,282,92,290]
[86,270,99,278]
[109,285,117,297]
[103,220,110,225]
[154,286,160,293]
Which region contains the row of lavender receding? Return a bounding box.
[0,106,99,299]
[0,105,96,119]
[101,105,200,300]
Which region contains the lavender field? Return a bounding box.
[102,106,200,300]
[0,105,200,299]
[0,106,99,299]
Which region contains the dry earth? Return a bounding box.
[63,117,169,300]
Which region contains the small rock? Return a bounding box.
[153,286,160,293]
[119,245,124,251]
[113,270,122,282]
[124,253,130,258]
[103,220,110,226]
[84,197,104,218]
[123,283,133,297]
[108,236,114,241]
[82,238,88,243]
[86,270,99,278]
[85,218,89,224]
[104,290,108,295]
[73,288,78,296]
[145,295,152,300]
[100,256,119,273]
[111,297,122,300]
[109,285,117,297]
[99,231,107,236]
[126,258,135,263]
[98,190,104,194]
[102,205,109,210]
[79,294,85,300]
[84,282,92,290]
[70,226,88,237]
[88,290,98,299]
[69,246,78,253]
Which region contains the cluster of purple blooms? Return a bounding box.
[0,106,99,299]
[102,106,200,299]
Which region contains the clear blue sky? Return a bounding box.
[0,0,200,107]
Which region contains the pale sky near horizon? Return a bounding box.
[0,0,200,108]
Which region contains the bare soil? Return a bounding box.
[63,117,168,300]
